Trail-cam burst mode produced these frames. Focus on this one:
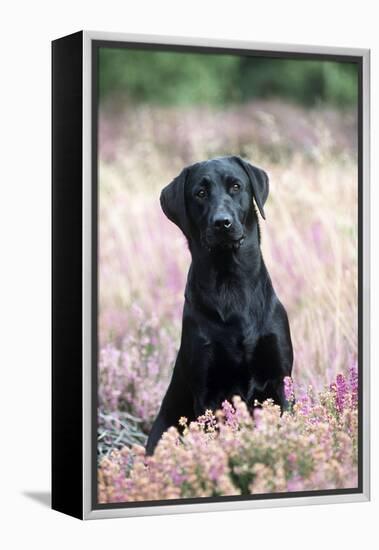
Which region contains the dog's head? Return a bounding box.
[160,156,269,252]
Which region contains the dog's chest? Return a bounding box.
[212,314,258,366]
[202,317,259,404]
[191,268,267,370]
[212,276,255,322]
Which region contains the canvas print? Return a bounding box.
[96,45,359,505]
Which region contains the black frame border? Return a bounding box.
[91,39,364,512]
[52,30,84,519]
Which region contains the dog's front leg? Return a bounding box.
[146,354,194,455]
[193,394,211,418]
[145,409,173,456]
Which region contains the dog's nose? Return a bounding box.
[213,215,233,230]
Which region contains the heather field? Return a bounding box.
[97,100,359,501]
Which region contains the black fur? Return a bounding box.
[146,156,293,455]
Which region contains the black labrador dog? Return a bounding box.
[146,156,293,455]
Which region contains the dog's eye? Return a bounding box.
[196,189,207,199]
[231,182,240,192]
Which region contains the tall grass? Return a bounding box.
[97,100,358,498]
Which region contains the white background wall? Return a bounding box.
[1,1,377,548]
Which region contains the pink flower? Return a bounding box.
[284,376,295,402]
[335,373,347,413]
[348,358,358,408]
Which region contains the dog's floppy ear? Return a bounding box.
[233,156,269,220]
[160,166,191,239]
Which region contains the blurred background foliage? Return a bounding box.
[97,45,359,470]
[99,47,358,107]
